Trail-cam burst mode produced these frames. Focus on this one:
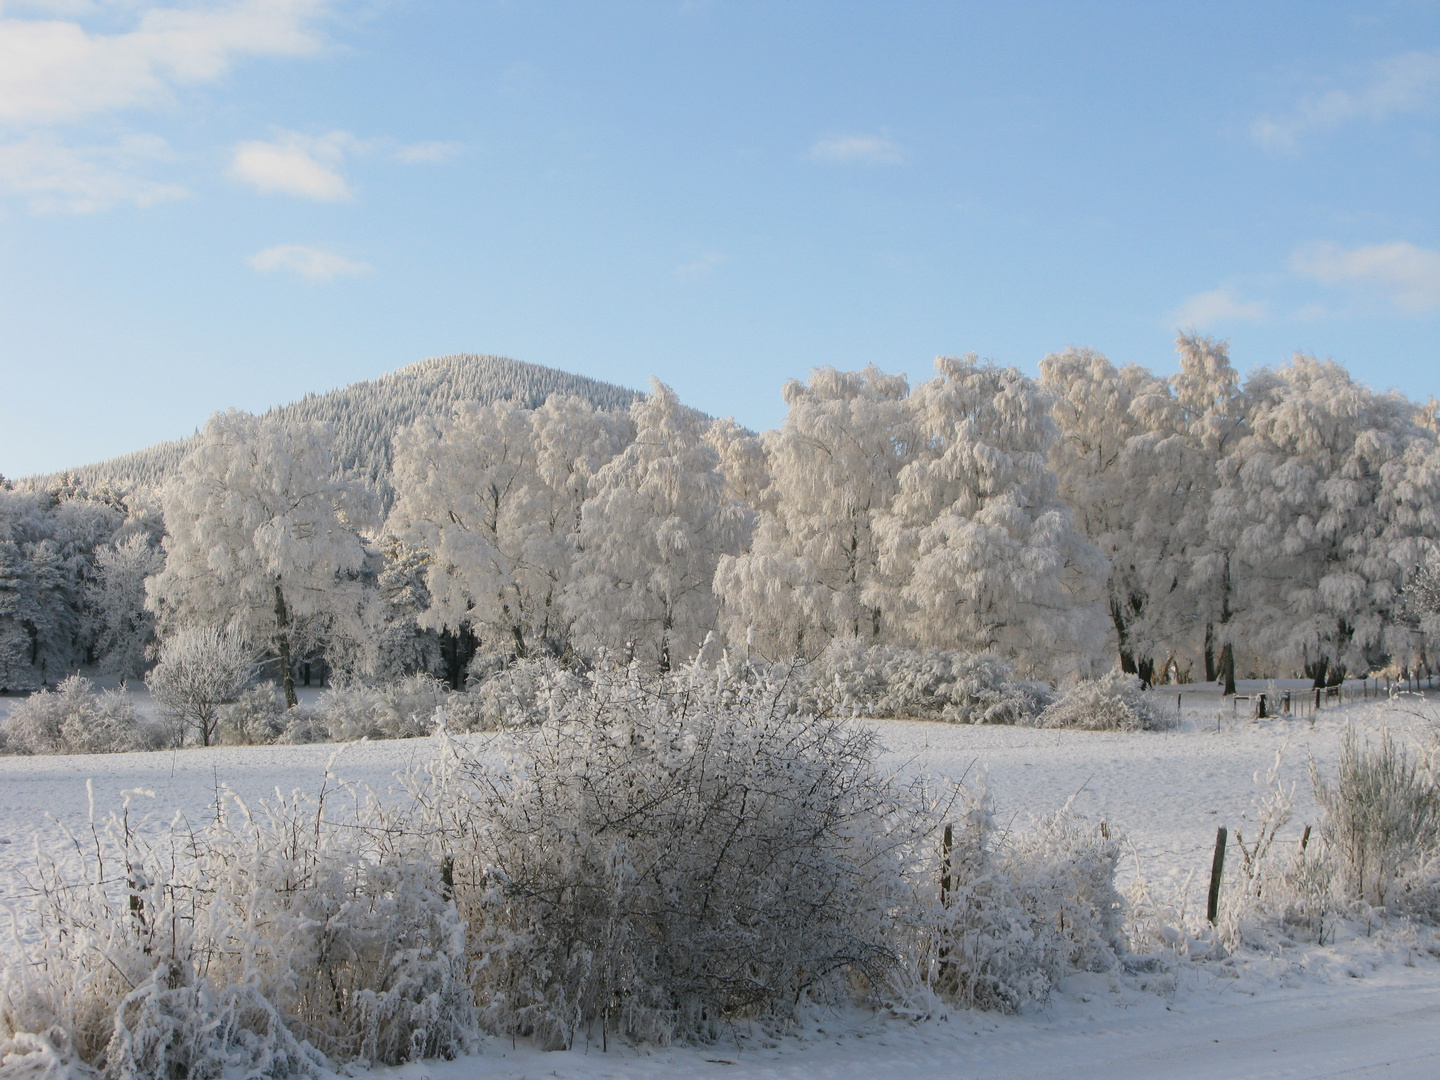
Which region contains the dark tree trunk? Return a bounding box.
[274,581,297,708]
[1220,642,1236,697]
[1204,623,1216,683]
[1217,553,1235,695]
[441,625,478,690]
[1111,596,1138,675]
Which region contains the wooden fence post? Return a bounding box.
[1207,826,1227,924]
[940,823,953,907]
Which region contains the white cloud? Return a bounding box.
[230,130,354,200]
[808,133,904,165]
[394,140,462,164]
[1168,287,1268,329]
[0,133,187,211]
[248,243,371,281]
[674,251,723,282]
[1252,50,1440,152]
[1291,241,1440,313]
[0,0,330,125]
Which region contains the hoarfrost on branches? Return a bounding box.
[145,410,371,706]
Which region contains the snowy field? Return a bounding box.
[3,684,1440,1079]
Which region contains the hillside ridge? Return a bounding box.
[23,353,642,498]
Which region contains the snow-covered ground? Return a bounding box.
[3,682,1439,1079]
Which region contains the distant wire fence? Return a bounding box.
[1166,674,1437,722]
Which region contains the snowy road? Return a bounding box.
[366,967,1440,1080]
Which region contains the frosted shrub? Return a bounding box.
[1195,752,1334,949]
[378,673,449,735]
[450,655,585,731]
[1,675,155,755]
[1037,670,1166,731]
[149,626,256,747]
[410,665,928,1046]
[806,642,1050,724]
[217,684,288,745]
[278,707,331,745]
[311,685,383,740]
[313,674,447,741]
[0,784,477,1077]
[1312,729,1440,910]
[918,785,1124,1011]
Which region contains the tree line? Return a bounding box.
[2,334,1437,697]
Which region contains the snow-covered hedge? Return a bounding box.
[1037,670,1168,731]
[803,642,1052,724]
[216,685,289,744]
[0,784,476,1078]
[1,675,162,755]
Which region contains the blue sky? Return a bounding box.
[2,1,1438,477]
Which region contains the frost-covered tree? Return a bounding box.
[86,533,164,679]
[387,395,631,664]
[705,416,772,510]
[0,487,126,689]
[1404,546,1440,662]
[1210,356,1439,686]
[870,355,1107,679]
[715,366,914,659]
[148,626,256,746]
[146,411,370,706]
[1168,333,1249,690]
[369,534,445,681]
[566,382,752,671]
[1042,343,1213,684]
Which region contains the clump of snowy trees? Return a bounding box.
[4,339,1439,734]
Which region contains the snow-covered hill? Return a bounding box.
[23,353,641,499]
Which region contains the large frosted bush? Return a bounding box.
[409,666,931,1046]
[1037,670,1166,731]
[0,785,477,1078]
[1,675,156,755]
[807,642,1050,724]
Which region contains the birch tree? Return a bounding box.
[1042,345,1212,683]
[566,382,752,670]
[1212,356,1440,686]
[872,355,1107,679]
[87,533,165,679]
[715,366,914,659]
[387,395,630,664]
[146,411,369,706]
